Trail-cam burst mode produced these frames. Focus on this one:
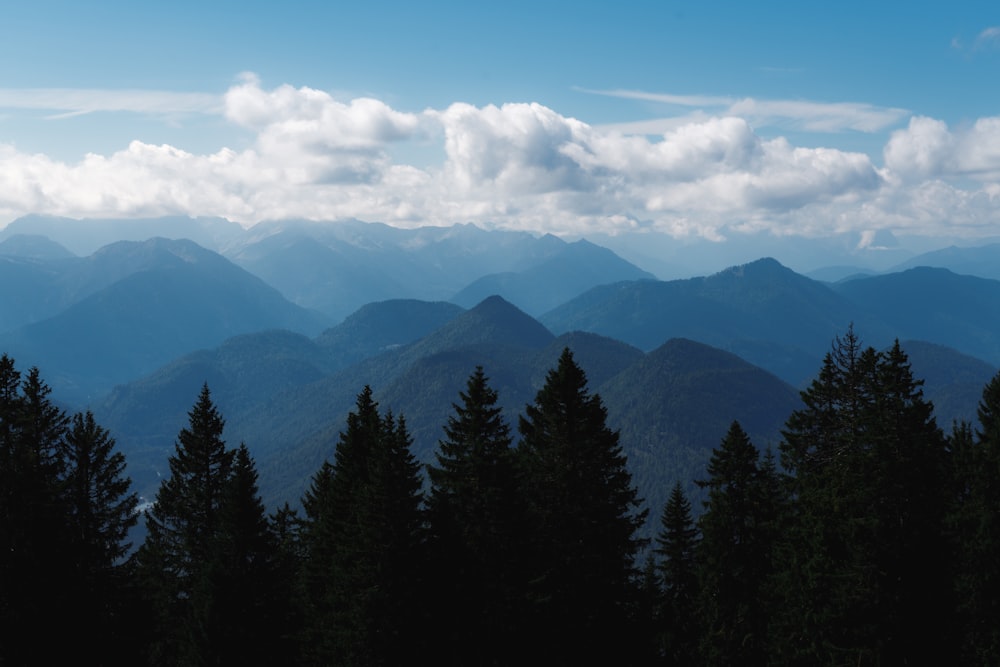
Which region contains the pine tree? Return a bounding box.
[0,355,29,666]
[60,410,140,664]
[872,340,952,660]
[62,410,138,576]
[269,502,306,664]
[654,481,700,665]
[298,387,425,666]
[426,366,525,666]
[0,358,74,666]
[517,347,648,664]
[298,460,338,664]
[775,332,952,664]
[952,371,1000,664]
[695,421,776,666]
[192,443,284,666]
[136,383,236,666]
[299,386,383,665]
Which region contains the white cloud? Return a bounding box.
[0,88,221,118]
[883,116,954,181]
[576,88,733,108]
[583,88,908,133]
[0,75,998,243]
[952,26,1000,53]
[885,115,1000,182]
[958,117,1000,178]
[435,101,594,194]
[224,73,422,149]
[975,26,1000,48]
[728,98,908,133]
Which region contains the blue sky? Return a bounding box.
[1,0,998,248]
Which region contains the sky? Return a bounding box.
[1,0,999,250]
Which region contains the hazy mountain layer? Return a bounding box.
[0,238,328,403]
[95,296,805,540]
[0,218,996,537]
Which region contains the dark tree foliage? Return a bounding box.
[426,366,526,666]
[776,330,952,665]
[0,357,141,666]
[654,481,700,665]
[63,410,138,574]
[517,347,648,664]
[951,371,1000,664]
[136,385,285,666]
[268,501,306,663]
[11,330,1000,666]
[298,387,425,667]
[695,421,780,666]
[298,459,337,664]
[135,384,238,665]
[191,443,288,665]
[0,358,74,666]
[61,410,140,662]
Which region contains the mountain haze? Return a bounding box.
[891,243,1000,280]
[224,219,575,320]
[540,257,874,386]
[0,214,245,256]
[600,337,803,517]
[0,238,328,403]
[0,234,75,260]
[451,239,656,315]
[831,267,1000,366]
[2,216,998,539]
[95,293,805,536]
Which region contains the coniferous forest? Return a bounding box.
[2,329,1000,666]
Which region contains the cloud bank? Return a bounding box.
[1,75,999,241]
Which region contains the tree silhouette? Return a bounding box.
[427,366,525,665]
[517,348,647,664]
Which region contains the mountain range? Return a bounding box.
[1,215,998,532]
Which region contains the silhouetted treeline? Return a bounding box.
[2,329,1000,665]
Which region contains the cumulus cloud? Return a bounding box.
[885,115,1000,182]
[883,116,954,181]
[224,73,421,148]
[1,75,999,242]
[222,73,426,186]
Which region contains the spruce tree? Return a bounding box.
[269,502,306,664]
[60,410,139,664]
[299,386,384,666]
[872,340,952,660]
[136,383,236,666]
[0,359,74,666]
[654,482,700,665]
[195,443,284,666]
[695,421,776,666]
[776,332,952,664]
[426,366,524,666]
[517,347,647,664]
[62,410,137,577]
[298,460,337,664]
[952,371,1000,664]
[298,387,425,667]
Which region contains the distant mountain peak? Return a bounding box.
[719,257,788,276]
[406,294,554,357]
[468,294,533,319]
[0,234,75,260]
[90,237,218,265]
[706,257,801,286]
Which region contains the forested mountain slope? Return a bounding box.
[96,295,803,536]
